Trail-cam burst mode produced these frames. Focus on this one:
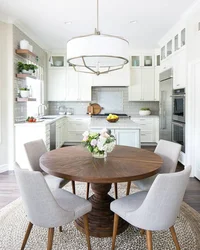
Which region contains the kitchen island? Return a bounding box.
[89,118,141,148]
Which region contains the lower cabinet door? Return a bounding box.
[115,129,141,148]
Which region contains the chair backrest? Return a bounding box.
[127,166,191,231]
[24,139,47,172]
[154,139,181,173]
[14,164,73,228]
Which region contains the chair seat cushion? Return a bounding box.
[111,191,148,221]
[134,175,157,191]
[44,174,69,189]
[52,189,92,220]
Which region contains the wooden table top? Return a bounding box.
[40,145,163,183]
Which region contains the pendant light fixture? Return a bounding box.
[67,0,129,75]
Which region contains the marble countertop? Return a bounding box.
[89,118,140,129]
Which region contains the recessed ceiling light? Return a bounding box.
[130,20,137,24]
[64,21,72,25]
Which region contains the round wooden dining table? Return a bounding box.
[40,145,163,237]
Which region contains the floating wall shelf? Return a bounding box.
[16,74,37,79]
[16,97,36,102]
[15,49,37,58]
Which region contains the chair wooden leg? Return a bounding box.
[86,183,90,200]
[170,226,181,250]
[112,214,119,250]
[126,181,131,196]
[114,183,118,199]
[83,214,91,250]
[72,180,76,194]
[146,230,152,250]
[140,229,145,236]
[47,228,54,250]
[59,226,62,232]
[21,222,33,250]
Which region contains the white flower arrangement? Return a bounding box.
[82,128,116,156]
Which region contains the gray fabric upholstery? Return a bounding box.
[111,166,191,231]
[134,140,182,190]
[24,139,47,172]
[14,164,92,228]
[24,139,69,189]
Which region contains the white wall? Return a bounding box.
[0,22,14,172]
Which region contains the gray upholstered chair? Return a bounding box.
[126,139,182,194]
[14,164,92,250]
[111,166,191,250]
[24,139,75,193]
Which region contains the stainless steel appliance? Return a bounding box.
[159,68,173,141]
[171,121,185,152]
[171,88,185,123]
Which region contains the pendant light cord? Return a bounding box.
[96,0,100,35]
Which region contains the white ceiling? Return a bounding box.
[0,0,197,51]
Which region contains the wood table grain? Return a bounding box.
[40,145,163,237]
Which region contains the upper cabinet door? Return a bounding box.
[78,73,92,101]
[142,68,155,101]
[128,68,142,101]
[66,68,79,101]
[48,69,66,101]
[173,49,186,89]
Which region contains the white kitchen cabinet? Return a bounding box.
[131,54,154,67]
[15,123,50,169]
[129,68,155,101]
[65,117,90,143]
[131,117,159,145]
[66,68,92,101]
[89,128,140,148]
[173,49,187,89]
[92,64,130,86]
[48,69,66,101]
[56,117,66,148]
[154,67,160,101]
[114,129,140,148]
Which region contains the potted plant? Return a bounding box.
[139,107,151,116]
[19,87,30,98]
[17,62,38,75]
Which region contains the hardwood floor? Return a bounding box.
[0,146,200,212]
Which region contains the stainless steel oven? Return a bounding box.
[171,88,185,123]
[171,121,185,153]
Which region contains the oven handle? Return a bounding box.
[170,95,185,97]
[171,121,185,127]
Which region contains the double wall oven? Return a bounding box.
[171,88,185,152]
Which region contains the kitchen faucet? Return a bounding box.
[37,104,48,118]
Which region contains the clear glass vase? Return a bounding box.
[92,151,107,158]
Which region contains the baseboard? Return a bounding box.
[0,164,9,173]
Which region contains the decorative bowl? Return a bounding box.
[106,117,119,123]
[139,110,151,116]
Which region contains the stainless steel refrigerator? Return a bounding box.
[159,68,173,141]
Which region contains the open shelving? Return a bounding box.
[15,49,37,58]
[16,97,36,102]
[16,74,37,79]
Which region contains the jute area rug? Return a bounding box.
[0,182,200,250]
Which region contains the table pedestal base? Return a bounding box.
[75,183,129,237]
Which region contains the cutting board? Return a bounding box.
[87,103,102,114]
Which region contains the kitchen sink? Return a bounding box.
[40,115,58,119]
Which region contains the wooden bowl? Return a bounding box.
[106,117,119,123]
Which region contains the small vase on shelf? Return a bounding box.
[92,151,107,159]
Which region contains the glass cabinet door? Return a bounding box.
[131,56,140,67]
[143,56,153,67]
